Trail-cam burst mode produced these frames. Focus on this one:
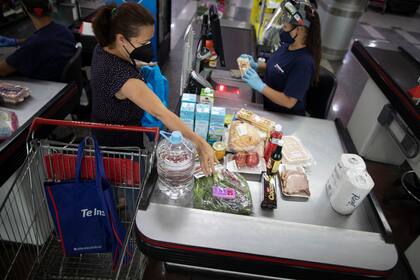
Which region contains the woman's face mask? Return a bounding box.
[124,38,154,64]
[279,25,297,44]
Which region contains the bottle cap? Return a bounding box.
[274,124,282,132]
[170,131,183,144]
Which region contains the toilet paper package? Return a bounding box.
[326,154,366,198]
[329,169,374,215]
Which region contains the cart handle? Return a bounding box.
[28,117,160,143]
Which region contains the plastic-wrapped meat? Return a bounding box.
[281,170,310,197]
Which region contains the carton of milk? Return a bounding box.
[180,102,196,130]
[199,88,214,104]
[181,93,197,104]
[208,107,226,144]
[194,103,211,139]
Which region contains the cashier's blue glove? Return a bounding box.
[0,36,18,47]
[240,54,258,70]
[242,68,266,93]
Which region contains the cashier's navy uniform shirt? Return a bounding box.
[263,43,315,115]
[91,45,145,147]
[6,21,76,81]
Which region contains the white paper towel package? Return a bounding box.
[326,154,374,215]
[326,154,366,198]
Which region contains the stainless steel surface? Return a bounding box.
[318,0,367,60]
[166,262,290,280]
[137,103,398,271]
[0,78,67,128]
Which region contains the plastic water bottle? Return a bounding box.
[156,131,196,199]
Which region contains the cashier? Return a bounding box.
[90,3,216,175]
[241,1,321,116]
[0,0,76,80]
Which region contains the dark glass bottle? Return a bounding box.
[266,141,283,175]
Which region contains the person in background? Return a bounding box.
[90,3,216,175]
[241,0,321,116]
[0,0,76,80]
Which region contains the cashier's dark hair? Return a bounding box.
[304,5,321,85]
[21,0,52,17]
[92,3,154,47]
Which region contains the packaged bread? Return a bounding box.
[282,136,312,166]
[228,120,265,153]
[236,108,275,134]
[237,57,251,77]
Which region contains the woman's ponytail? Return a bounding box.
[305,5,321,85]
[92,4,116,47]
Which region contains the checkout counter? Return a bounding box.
[135,15,399,279]
[0,77,77,187]
[349,40,420,278]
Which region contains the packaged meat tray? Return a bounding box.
[0,83,31,105]
[282,135,313,168]
[279,165,310,199]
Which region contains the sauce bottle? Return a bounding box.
[264,124,283,163]
[266,140,283,175]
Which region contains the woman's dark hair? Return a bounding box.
[21,0,51,17]
[92,3,155,47]
[304,5,321,85]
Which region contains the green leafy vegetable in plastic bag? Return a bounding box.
[193,168,252,215]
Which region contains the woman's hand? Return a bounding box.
[194,138,217,176]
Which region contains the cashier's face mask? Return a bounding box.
[279,26,297,44]
[123,38,154,64]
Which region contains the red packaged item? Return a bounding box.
[264,124,283,163]
[233,152,248,168]
[246,152,259,168]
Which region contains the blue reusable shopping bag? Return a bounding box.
[140,65,169,130]
[44,137,126,267]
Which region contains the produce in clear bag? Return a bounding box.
[193,166,253,215]
[227,120,265,156]
[0,110,19,140]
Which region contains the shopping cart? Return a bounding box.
[0,118,159,280]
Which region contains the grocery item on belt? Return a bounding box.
[282,135,312,167]
[193,166,253,215]
[279,165,310,198]
[236,108,275,134]
[0,83,31,105]
[228,120,265,153]
[0,110,19,140]
[225,152,266,175]
[237,56,251,77]
[261,173,277,209]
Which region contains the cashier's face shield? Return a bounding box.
[278,0,313,43]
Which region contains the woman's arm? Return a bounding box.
[120,78,216,174]
[0,61,16,77]
[262,85,297,109]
